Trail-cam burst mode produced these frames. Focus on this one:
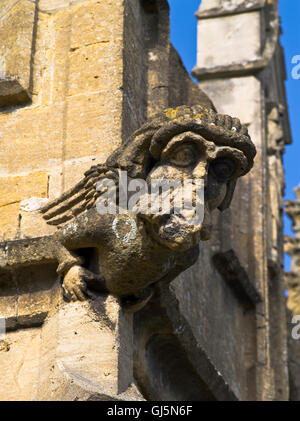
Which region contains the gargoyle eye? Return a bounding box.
[210,158,235,181]
[168,144,197,167]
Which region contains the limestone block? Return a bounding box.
[36,294,143,400]
[0,264,57,331]
[33,8,71,105]
[0,327,41,401]
[122,0,147,135]
[0,171,49,240]
[0,279,143,400]
[62,157,105,191]
[198,76,262,148]
[0,203,20,240]
[34,1,124,105]
[65,92,122,161]
[67,1,123,99]
[68,44,118,96]
[0,172,48,208]
[48,167,63,200]
[0,104,64,174]
[20,206,57,239]
[0,0,24,19]
[16,265,57,328]
[196,12,261,69]
[39,0,70,11]
[70,0,122,50]
[0,0,36,106]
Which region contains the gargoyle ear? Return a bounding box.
[218,179,237,211]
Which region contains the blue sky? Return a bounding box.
[169,0,300,269]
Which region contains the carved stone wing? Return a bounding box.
[40,164,118,226]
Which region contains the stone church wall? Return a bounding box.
[0,0,292,401]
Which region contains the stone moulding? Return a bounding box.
[195,0,267,20]
[192,0,279,81]
[213,249,263,305]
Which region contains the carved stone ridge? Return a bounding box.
[213,249,262,305]
[196,0,267,20]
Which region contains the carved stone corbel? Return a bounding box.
[0,104,256,312]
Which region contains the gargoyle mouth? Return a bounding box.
[140,210,209,251]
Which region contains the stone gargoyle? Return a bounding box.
[2,105,256,312]
[38,105,256,311]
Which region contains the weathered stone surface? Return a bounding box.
[62,157,103,191]
[0,271,17,330]
[196,12,261,69]
[39,0,70,12]
[1,105,252,312]
[0,0,292,403]
[198,76,262,152]
[0,327,41,401]
[0,104,64,174]
[0,264,57,331]
[191,0,290,401]
[0,172,48,208]
[168,45,215,111]
[65,93,122,161]
[11,210,56,251]
[16,265,57,328]
[70,0,122,50]
[0,172,49,240]
[0,0,36,106]
[0,278,143,401]
[196,0,266,18]
[36,292,143,401]
[0,203,20,240]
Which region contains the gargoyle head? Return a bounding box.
[107,105,256,251]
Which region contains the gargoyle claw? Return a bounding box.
[62,265,105,302]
